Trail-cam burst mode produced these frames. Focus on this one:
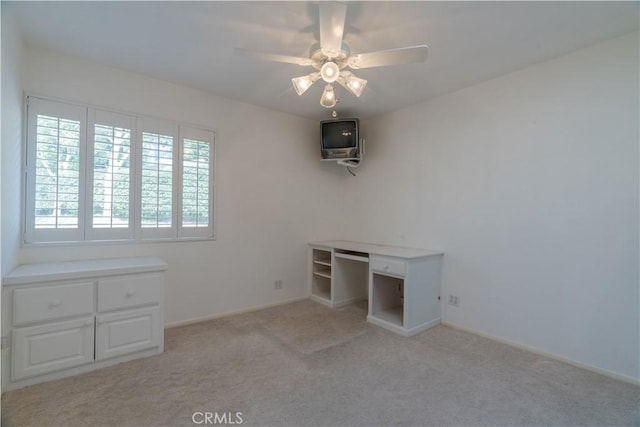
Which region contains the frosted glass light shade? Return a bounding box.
[292,72,320,96]
[320,61,340,83]
[338,72,367,97]
[346,75,367,97]
[320,84,337,108]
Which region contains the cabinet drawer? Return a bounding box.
[370,257,406,277]
[98,273,163,312]
[13,282,94,325]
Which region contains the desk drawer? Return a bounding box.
[13,282,94,326]
[370,257,406,277]
[98,273,163,312]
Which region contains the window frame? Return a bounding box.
[23,95,217,245]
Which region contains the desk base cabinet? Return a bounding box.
[368,255,442,337]
[2,257,167,391]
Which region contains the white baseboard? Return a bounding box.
[441,321,640,387]
[309,294,333,307]
[164,296,309,329]
[332,296,367,308]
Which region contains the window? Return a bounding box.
[24,96,215,243]
[87,110,135,240]
[137,119,178,240]
[25,98,86,243]
[180,128,213,238]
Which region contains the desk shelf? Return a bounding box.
[374,306,403,326]
[313,269,332,279]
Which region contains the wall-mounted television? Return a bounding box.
[320,118,360,161]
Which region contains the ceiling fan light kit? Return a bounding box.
[320,61,340,83]
[338,71,367,98]
[237,2,428,109]
[292,72,320,96]
[320,84,337,108]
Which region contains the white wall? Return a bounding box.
[1,6,24,275]
[6,26,638,383]
[16,46,347,325]
[1,5,24,393]
[343,33,639,381]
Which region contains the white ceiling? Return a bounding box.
[7,1,639,120]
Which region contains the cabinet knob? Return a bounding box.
[85,319,93,327]
[383,265,389,270]
[49,299,61,308]
[125,290,136,297]
[97,317,104,324]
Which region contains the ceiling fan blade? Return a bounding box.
[319,2,347,57]
[348,45,429,69]
[235,48,313,66]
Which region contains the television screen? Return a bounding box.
[322,121,357,149]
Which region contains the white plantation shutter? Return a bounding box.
[136,119,178,239]
[25,97,86,242]
[24,96,215,243]
[179,126,215,238]
[87,110,136,240]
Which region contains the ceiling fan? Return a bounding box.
[236,2,428,109]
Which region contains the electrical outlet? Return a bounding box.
[274,280,283,290]
[1,336,9,349]
[448,294,460,307]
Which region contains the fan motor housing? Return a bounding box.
[309,43,350,70]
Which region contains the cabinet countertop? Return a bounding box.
[309,240,443,259]
[3,257,168,286]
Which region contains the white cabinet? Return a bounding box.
[2,257,167,391]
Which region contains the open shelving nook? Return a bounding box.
[311,248,332,303]
[309,246,369,308]
[370,273,404,327]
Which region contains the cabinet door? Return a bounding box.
[12,317,94,381]
[96,306,160,361]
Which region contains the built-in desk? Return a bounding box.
[309,240,443,336]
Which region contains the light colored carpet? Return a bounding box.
[2,299,638,427]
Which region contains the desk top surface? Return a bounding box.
[309,240,443,259]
